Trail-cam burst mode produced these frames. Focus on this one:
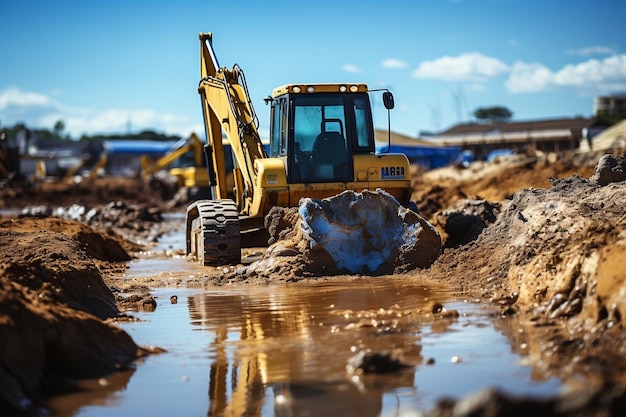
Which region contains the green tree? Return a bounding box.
[53,120,65,137]
[473,106,513,123]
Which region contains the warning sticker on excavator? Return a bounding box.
[381,166,405,179]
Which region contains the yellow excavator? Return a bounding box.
[139,133,213,201]
[186,32,413,265]
[139,133,243,202]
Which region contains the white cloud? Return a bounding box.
[343,64,361,73]
[465,83,487,92]
[506,62,553,93]
[0,87,52,109]
[0,87,197,138]
[411,52,509,82]
[0,87,77,128]
[507,54,626,93]
[565,46,616,56]
[382,58,408,69]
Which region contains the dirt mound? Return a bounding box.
[427,165,626,313]
[412,149,625,222]
[19,200,172,247]
[0,225,148,412]
[0,277,143,411]
[0,177,169,210]
[414,154,626,384]
[1,217,134,261]
[434,199,501,248]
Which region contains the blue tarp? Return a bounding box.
[103,140,178,157]
[376,144,462,169]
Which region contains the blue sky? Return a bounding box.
[1,0,625,140]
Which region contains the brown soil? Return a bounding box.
[0,177,176,211]
[2,148,626,415]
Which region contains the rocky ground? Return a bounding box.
[1,147,626,416]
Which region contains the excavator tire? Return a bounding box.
[185,199,241,266]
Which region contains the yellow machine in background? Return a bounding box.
[186,32,412,265]
[140,133,216,201]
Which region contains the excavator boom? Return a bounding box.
[198,32,266,214]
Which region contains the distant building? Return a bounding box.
[16,137,99,178]
[421,117,609,160]
[594,94,626,116]
[374,116,613,169]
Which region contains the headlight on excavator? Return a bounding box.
[349,85,359,92]
[292,86,302,93]
[306,86,315,93]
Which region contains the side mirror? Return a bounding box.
[383,91,394,110]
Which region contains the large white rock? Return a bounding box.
[298,189,441,275]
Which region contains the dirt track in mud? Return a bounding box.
[2,148,626,416]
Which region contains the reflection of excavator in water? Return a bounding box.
[188,289,417,417]
[187,32,413,266]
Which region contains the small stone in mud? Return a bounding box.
[590,154,626,186]
[142,298,157,311]
[435,199,501,248]
[170,295,178,304]
[426,301,459,318]
[428,301,444,313]
[439,309,460,319]
[421,384,626,417]
[501,306,516,316]
[347,350,412,374]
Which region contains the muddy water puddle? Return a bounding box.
[45,215,562,416]
[45,269,562,416]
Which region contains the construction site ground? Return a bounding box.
[2,147,626,416]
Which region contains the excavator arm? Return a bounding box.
[198,32,266,215]
[187,33,271,266]
[139,133,204,177]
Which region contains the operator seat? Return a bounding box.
[312,131,351,181]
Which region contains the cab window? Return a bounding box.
[269,98,287,157]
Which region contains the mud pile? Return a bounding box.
[418,154,626,385]
[0,177,171,211]
[428,155,626,315]
[434,198,502,248]
[0,222,148,412]
[242,189,441,279]
[20,200,171,246]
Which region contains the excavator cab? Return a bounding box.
[267,85,380,184]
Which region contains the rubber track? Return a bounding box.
[187,199,241,266]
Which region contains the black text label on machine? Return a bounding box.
[381,166,405,179]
